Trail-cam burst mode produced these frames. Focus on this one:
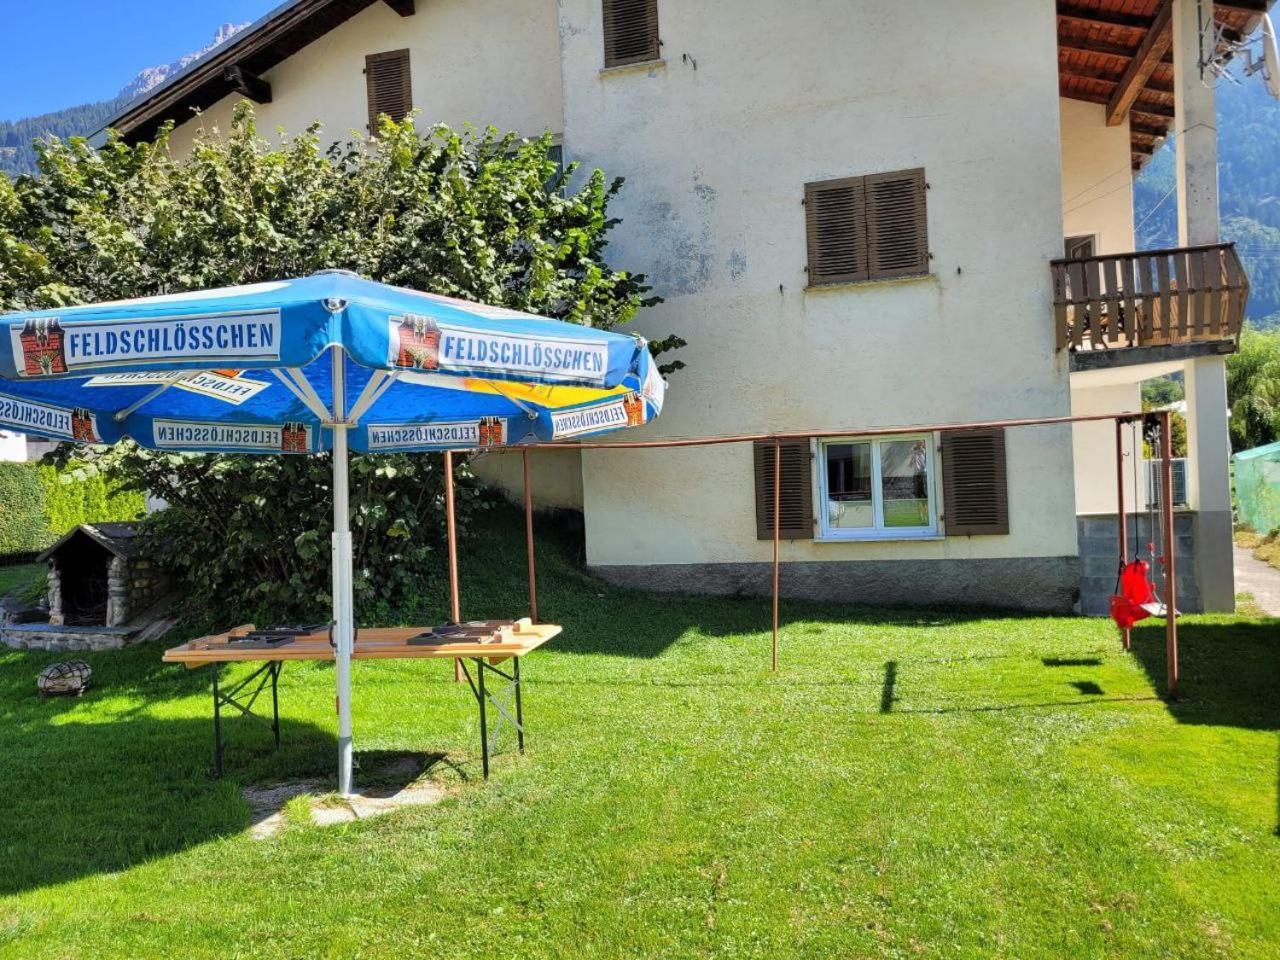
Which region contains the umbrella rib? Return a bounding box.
[289,367,332,420]
[347,370,399,424]
[490,382,540,420]
[112,371,199,422]
[271,368,331,421]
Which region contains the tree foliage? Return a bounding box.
[0,96,128,179]
[1227,326,1280,452]
[1,103,681,622]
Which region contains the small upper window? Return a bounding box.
[818,434,937,540]
[805,168,928,285]
[1064,235,1096,259]
[603,0,660,68]
[365,49,413,132]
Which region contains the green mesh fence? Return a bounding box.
[1234,440,1280,534]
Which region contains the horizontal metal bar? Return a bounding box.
[479,411,1143,452]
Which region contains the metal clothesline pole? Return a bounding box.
[1115,417,1131,651]
[523,450,539,623]
[481,407,1177,680]
[1160,410,1179,698]
[488,410,1148,452]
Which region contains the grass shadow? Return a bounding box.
[1130,618,1280,836]
[1129,619,1280,731]
[0,709,335,897]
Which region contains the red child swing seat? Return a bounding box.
[1109,559,1158,630]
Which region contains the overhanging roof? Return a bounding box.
[37,522,142,562]
[1058,1,1275,169]
[95,0,415,146]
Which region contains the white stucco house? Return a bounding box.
[89,0,1266,613]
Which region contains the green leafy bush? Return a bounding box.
[3,105,676,621]
[82,443,485,625]
[0,462,46,554]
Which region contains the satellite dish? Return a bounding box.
[1262,14,1280,99]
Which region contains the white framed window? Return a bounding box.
[816,433,939,541]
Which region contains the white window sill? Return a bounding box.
[816,532,943,543]
[805,272,934,293]
[599,58,666,78]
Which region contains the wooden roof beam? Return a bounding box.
[382,0,415,14]
[1057,2,1153,33]
[1059,35,1173,64]
[224,65,272,104]
[1133,103,1176,121]
[1061,85,1177,120]
[1107,0,1173,126]
[1131,114,1170,133]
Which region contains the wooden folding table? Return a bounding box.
[163,618,561,778]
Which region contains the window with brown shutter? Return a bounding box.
[940,428,1009,536]
[603,0,660,68]
[805,168,928,286]
[365,49,412,132]
[753,439,814,540]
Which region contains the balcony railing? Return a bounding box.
[1050,242,1249,352]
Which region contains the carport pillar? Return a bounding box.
[331,348,356,796]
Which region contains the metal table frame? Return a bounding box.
[205,655,525,780]
[210,660,282,778]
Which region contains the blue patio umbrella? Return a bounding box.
[0,270,665,792]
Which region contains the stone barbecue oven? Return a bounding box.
[38,523,160,628]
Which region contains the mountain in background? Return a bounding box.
[1134,70,1280,327]
[0,22,246,177]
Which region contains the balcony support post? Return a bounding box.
[1171,0,1220,246]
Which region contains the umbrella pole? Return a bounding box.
[332,351,355,797]
[445,450,463,682]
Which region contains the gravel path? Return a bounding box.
[1233,544,1280,616]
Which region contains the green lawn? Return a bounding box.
[0,563,42,603]
[1,510,1277,959]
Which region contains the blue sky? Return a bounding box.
[0,1,280,121]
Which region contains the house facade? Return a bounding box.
[96,0,1265,613]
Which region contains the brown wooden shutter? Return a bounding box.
[753,439,814,540]
[940,428,1009,536]
[603,0,660,68]
[866,168,928,279]
[805,177,869,285]
[365,49,413,131]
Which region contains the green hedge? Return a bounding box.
[0,460,146,554]
[0,463,48,554]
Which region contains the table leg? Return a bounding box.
[212,663,224,779]
[514,656,524,754]
[477,658,490,780]
[271,661,281,749]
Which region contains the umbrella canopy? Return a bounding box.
[0,271,665,793]
[0,270,664,450]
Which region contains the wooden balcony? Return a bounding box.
[1050,243,1249,352]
